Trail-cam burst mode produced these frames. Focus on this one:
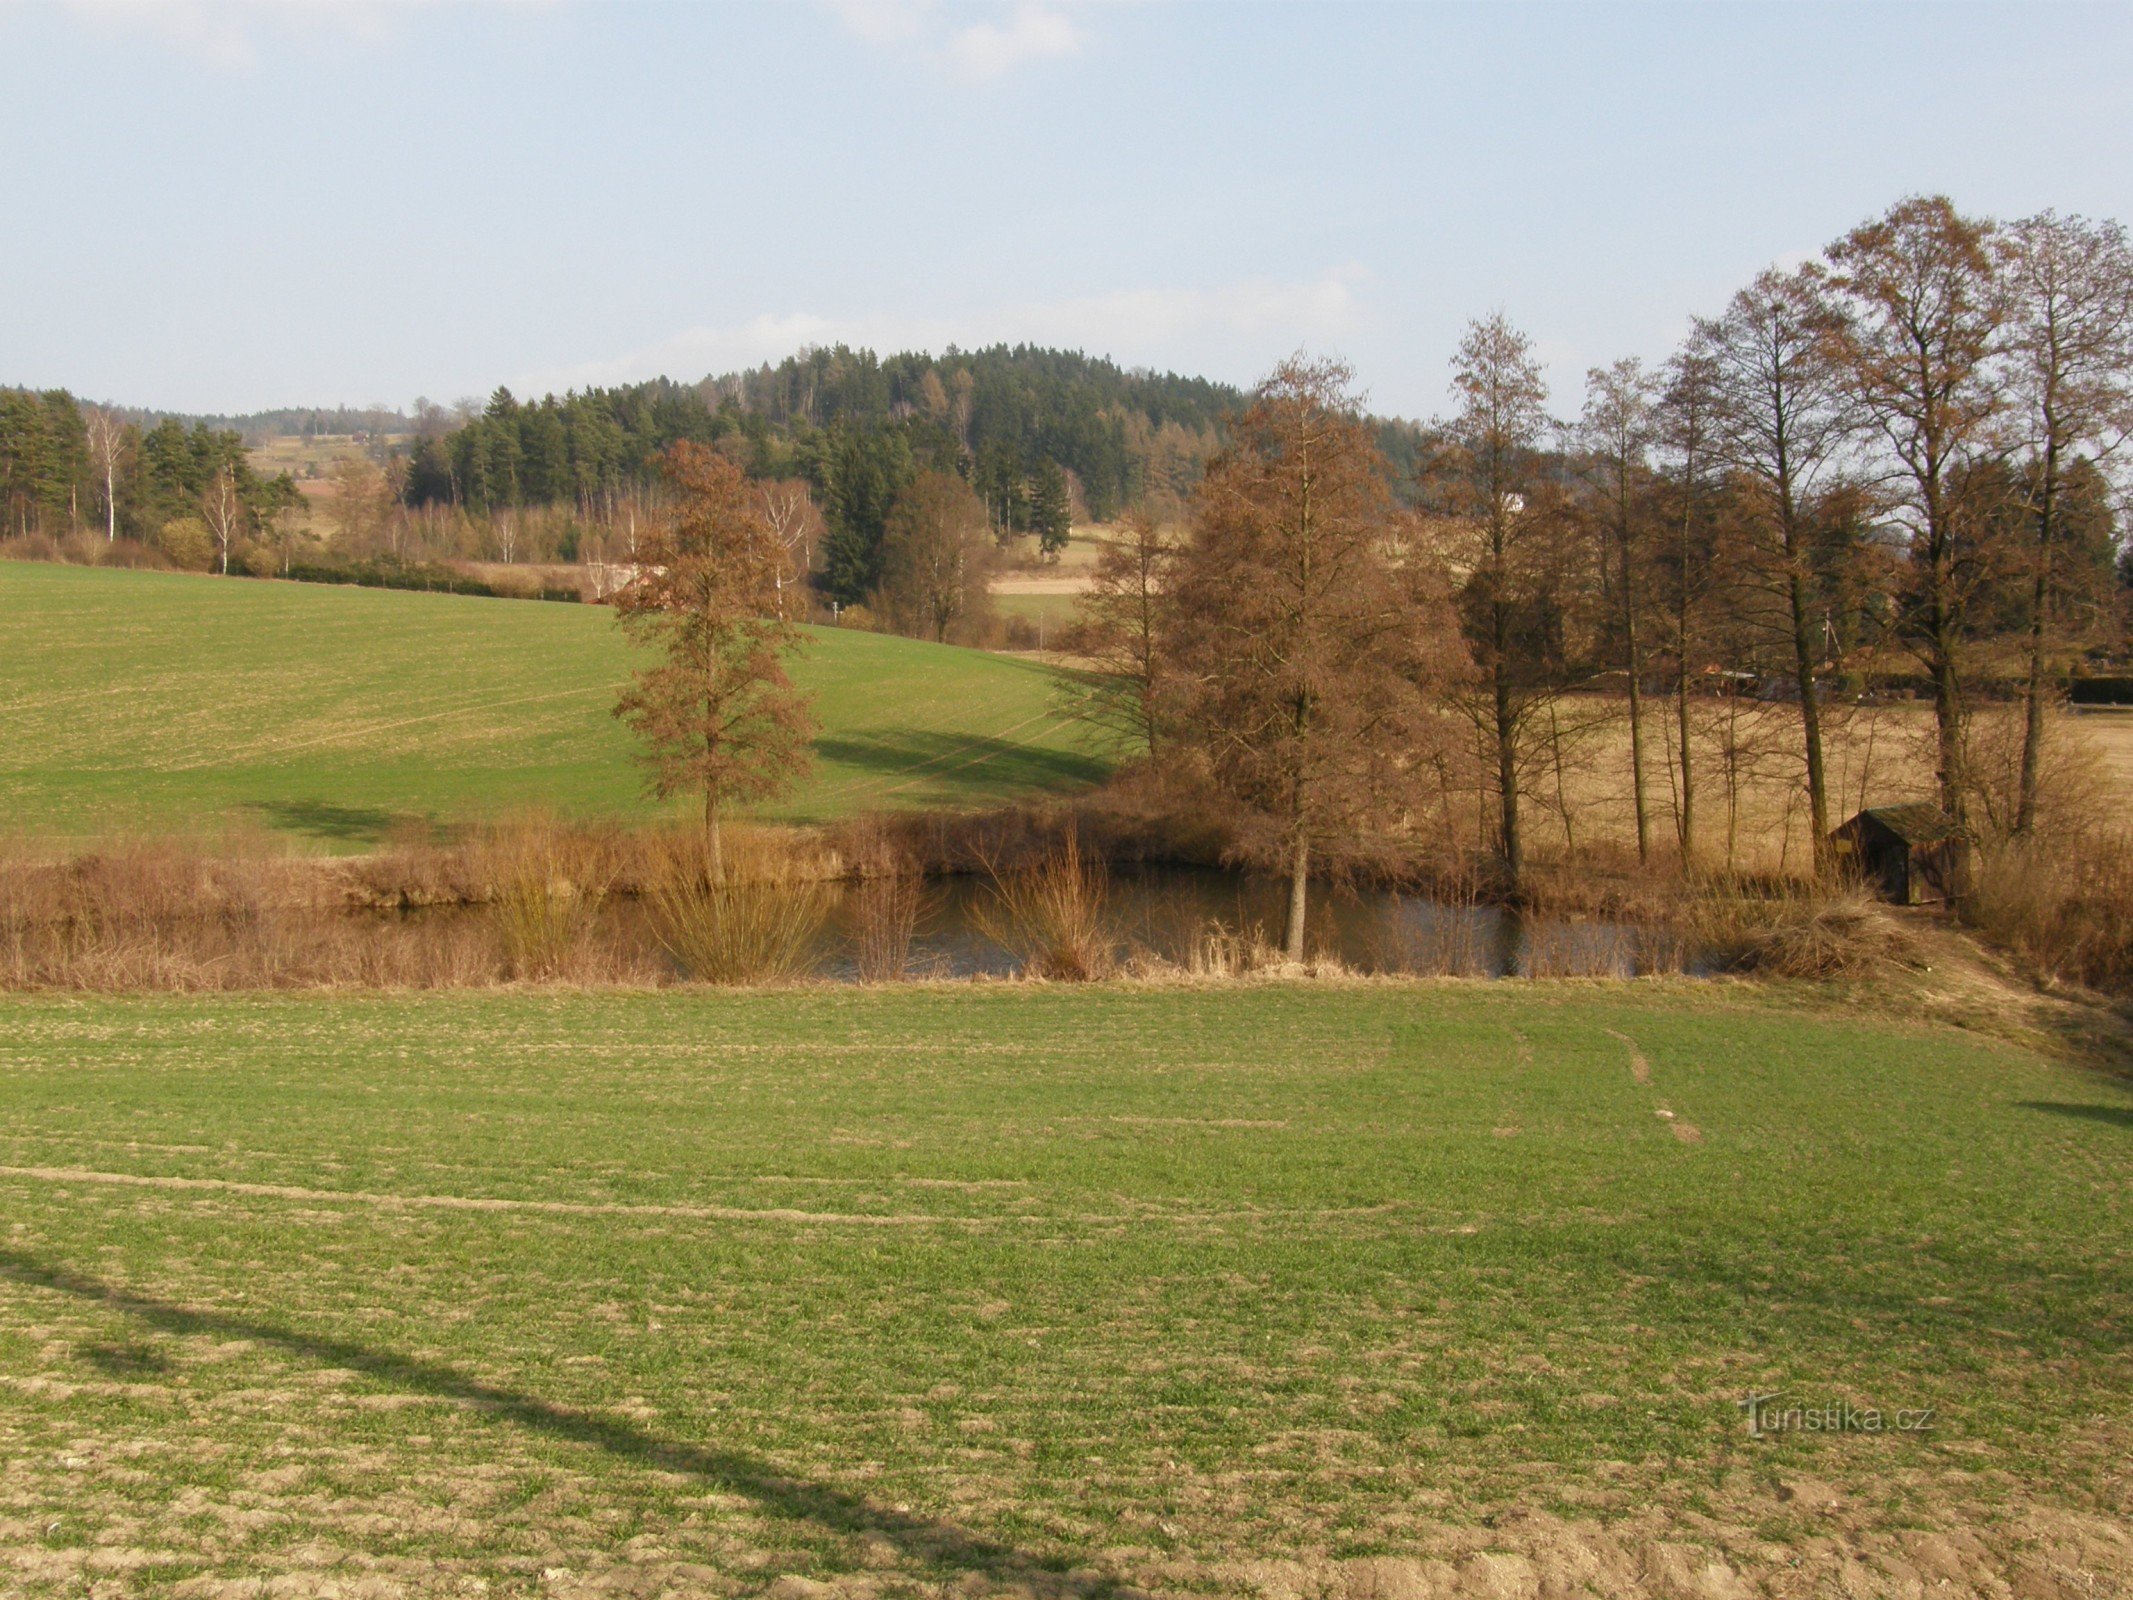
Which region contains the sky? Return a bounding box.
[4,0,2131,420]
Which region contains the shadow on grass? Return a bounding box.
[814,730,1106,795]
[0,1249,1119,1596]
[2016,1100,2133,1130]
[247,800,420,846]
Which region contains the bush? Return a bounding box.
[157,517,216,571]
[647,832,832,985]
[848,869,927,982]
[485,815,614,979]
[973,825,1115,980]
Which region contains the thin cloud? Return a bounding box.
[827,0,1089,80]
[947,3,1081,79]
[527,271,1371,395]
[63,0,547,69]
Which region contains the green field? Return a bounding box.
[0,562,1106,845]
[1,984,2126,1594]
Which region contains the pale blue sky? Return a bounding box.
[4,0,2129,418]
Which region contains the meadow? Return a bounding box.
[0,983,2127,1597]
[0,562,1106,846]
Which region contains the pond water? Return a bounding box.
[546,864,1682,981]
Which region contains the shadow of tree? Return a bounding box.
[247,800,419,846]
[2015,1100,2133,1130]
[813,731,1106,795]
[0,1249,1121,1597]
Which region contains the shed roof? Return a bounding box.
[1849,804,1966,845]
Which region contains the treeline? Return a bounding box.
[0,390,300,572]
[1067,197,2132,950]
[393,346,1242,554]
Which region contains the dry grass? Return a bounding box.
[1965,832,2133,996]
[1681,878,1920,981]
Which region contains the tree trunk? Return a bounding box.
[704,791,723,881]
[2015,441,2057,837]
[1676,667,1696,871]
[1492,600,1523,897]
[1283,831,1309,963]
[1620,543,1650,863]
[1787,569,1831,866]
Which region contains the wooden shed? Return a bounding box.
[1829,805,1970,906]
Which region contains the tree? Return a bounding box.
[878,470,996,643]
[1166,356,1456,961]
[1431,314,1559,895]
[1691,264,1856,858]
[82,406,129,543]
[1066,509,1177,759]
[758,479,825,617]
[1576,358,1661,862]
[1030,458,1072,559]
[820,426,915,606]
[1827,195,2009,828]
[201,463,244,575]
[1999,211,2133,834]
[612,443,816,874]
[1653,349,1724,868]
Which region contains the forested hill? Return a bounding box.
[392,345,1252,527]
[8,346,1427,552]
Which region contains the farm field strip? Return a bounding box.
[0,984,2127,1595]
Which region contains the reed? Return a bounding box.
[972,825,1116,981]
[646,830,832,985]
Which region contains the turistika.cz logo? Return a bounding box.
[1737,1391,1936,1437]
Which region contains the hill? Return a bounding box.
[0,562,1108,846]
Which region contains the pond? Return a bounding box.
[540,864,1683,982]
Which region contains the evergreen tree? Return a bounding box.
[1031,458,1072,558]
[820,425,915,606]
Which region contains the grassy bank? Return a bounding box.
[0,984,2126,1595]
[0,562,1106,846]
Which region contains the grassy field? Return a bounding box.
[0,562,1106,846]
[0,983,2126,1595]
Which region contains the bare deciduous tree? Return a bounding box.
[82,406,128,543]
[1692,265,1855,858]
[1576,358,1660,862]
[878,471,995,643]
[200,464,243,575]
[759,479,825,618]
[1431,314,1560,895]
[1827,195,2009,827]
[1065,509,1178,760]
[1653,348,1724,869]
[1999,210,2133,834]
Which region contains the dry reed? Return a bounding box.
[646,830,832,985]
[972,826,1116,980]
[1964,834,2133,996]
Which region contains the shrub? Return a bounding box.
[157,517,216,571]
[849,868,926,982]
[973,825,1115,980]
[485,815,613,979]
[647,832,831,985]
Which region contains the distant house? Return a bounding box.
[1829,806,1970,906]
